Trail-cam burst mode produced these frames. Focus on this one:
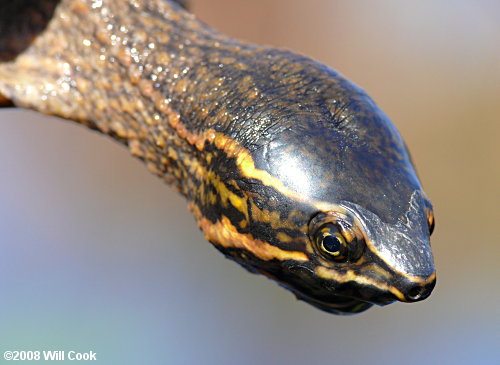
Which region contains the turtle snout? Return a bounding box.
[399,276,436,302]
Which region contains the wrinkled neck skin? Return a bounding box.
[0,0,436,315]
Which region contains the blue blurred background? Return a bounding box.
[0,1,498,364]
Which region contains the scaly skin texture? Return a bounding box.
[0,0,436,315]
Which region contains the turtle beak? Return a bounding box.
[392,272,436,302]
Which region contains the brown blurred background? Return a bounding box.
[0,1,498,364]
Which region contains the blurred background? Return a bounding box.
[0,0,498,364]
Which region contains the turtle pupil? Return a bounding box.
[322,235,340,253]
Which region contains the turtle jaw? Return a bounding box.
[292,290,375,315]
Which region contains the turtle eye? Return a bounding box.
[309,212,365,263]
[314,224,348,262]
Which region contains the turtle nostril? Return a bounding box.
[406,283,434,302]
[399,277,436,302]
[407,286,425,301]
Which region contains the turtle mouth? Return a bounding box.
[293,290,376,315]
